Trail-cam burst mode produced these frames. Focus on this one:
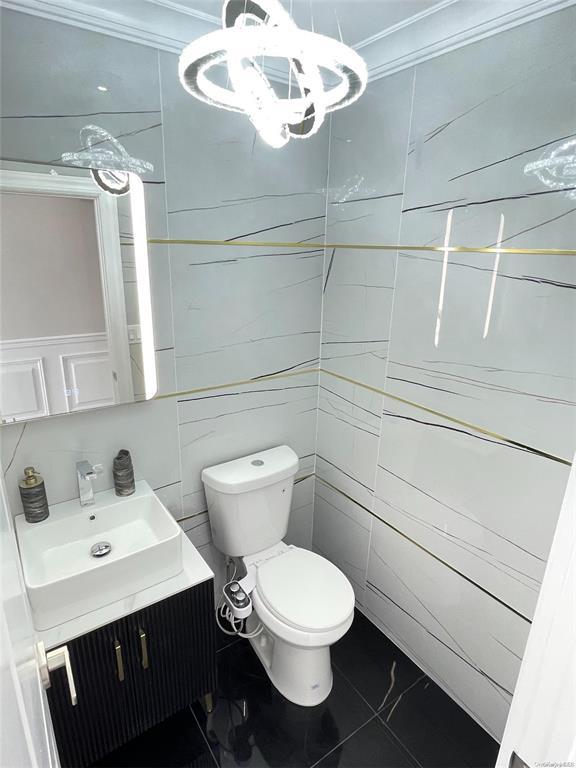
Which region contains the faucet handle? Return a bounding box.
[91,463,104,477]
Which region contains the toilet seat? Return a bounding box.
[256,548,355,632]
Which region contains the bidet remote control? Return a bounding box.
[223,581,253,620]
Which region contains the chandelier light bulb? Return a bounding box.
[178,0,367,148]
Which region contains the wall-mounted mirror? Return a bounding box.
[0,165,156,423]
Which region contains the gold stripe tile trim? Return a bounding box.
[153,366,571,467]
[321,368,572,466]
[155,367,318,401]
[127,238,576,256]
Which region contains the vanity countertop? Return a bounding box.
[40,533,213,649]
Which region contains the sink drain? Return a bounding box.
[90,541,112,558]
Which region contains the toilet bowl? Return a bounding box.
[201,446,355,707]
[243,543,355,706]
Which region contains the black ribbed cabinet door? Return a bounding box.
[46,618,138,767]
[46,581,216,768]
[124,579,217,731]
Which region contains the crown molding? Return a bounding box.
[354,0,459,52]
[144,0,219,26]
[361,0,576,80]
[0,0,200,50]
[2,0,574,82]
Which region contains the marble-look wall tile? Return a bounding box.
[365,518,530,740]
[313,481,372,606]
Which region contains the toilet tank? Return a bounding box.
[201,446,299,557]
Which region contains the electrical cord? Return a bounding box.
[215,561,264,639]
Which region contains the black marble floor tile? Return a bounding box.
[313,715,416,768]
[92,709,217,768]
[216,616,244,653]
[192,639,374,768]
[332,610,423,712]
[378,676,500,768]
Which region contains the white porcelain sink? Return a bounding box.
[15,480,182,630]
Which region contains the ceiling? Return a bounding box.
[159,0,444,45]
[3,0,573,79]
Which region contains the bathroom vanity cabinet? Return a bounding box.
[45,580,216,767]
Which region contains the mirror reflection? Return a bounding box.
[0,160,155,423]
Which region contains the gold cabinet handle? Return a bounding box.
[114,639,124,682]
[139,628,149,670]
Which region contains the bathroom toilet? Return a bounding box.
[202,445,355,707]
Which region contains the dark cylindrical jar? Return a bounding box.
[113,449,135,496]
[19,466,49,523]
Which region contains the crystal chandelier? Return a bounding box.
[179,0,367,148]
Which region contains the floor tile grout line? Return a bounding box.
[308,711,382,768]
[216,636,244,654]
[377,688,428,768]
[376,675,430,768]
[376,713,424,768]
[331,660,378,715]
[188,703,221,768]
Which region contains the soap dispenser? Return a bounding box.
[19,466,49,523]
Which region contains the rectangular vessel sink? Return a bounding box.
[15,480,182,630]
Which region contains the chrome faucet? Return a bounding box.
[76,461,103,506]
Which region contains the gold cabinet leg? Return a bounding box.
[204,692,214,713]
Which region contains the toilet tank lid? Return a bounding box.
[201,446,299,494]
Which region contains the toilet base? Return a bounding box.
[249,622,333,707]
